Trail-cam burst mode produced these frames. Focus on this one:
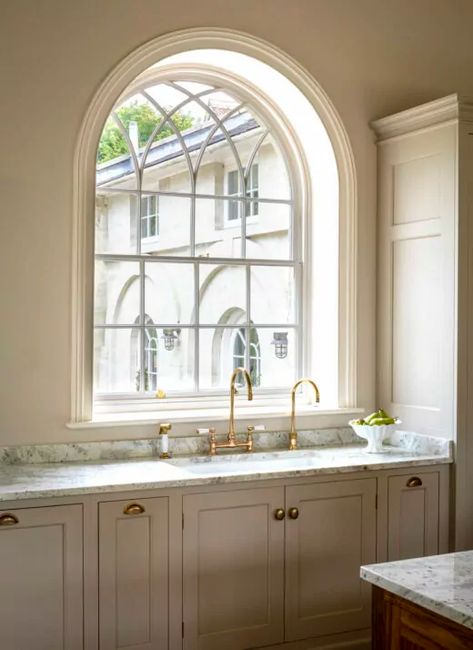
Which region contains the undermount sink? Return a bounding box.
[164,449,321,476]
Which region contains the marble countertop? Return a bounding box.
[361,551,473,630]
[0,443,452,502]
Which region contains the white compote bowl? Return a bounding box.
[349,419,401,453]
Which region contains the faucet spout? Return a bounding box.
[289,378,320,450]
[229,367,253,442]
[206,368,255,455]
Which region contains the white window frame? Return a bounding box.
[94,74,299,399]
[69,29,358,429]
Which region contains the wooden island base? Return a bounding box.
[372,586,473,649]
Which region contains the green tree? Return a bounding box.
[98,101,194,163]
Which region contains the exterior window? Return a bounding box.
[144,327,159,391]
[227,164,259,221]
[233,327,261,387]
[94,76,296,397]
[141,195,159,239]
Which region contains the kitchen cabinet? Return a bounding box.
[387,471,440,561]
[372,94,473,548]
[182,486,285,650]
[98,496,169,650]
[0,503,83,650]
[182,478,377,649]
[285,478,376,641]
[372,586,472,649]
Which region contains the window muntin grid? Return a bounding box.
[94,78,298,397]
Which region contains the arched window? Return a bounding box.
[233,327,261,387]
[94,67,298,397]
[73,30,357,423]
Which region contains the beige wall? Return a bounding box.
[2,0,473,445]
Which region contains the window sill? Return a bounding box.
[67,405,364,430]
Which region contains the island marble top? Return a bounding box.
[361,551,473,630]
[0,441,452,503]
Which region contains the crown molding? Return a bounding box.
[371,94,473,141]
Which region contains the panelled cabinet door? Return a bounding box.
[285,478,377,641]
[0,504,83,650]
[388,471,439,561]
[99,497,169,650]
[183,486,285,650]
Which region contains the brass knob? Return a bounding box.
[288,507,299,520]
[123,503,145,515]
[0,513,19,526]
[406,476,423,488]
[274,508,285,521]
[159,423,172,435]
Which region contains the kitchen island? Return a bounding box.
[361,551,473,648]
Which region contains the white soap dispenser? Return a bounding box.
[158,423,172,459]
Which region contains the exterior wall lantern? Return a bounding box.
[161,328,181,351]
[271,331,288,359]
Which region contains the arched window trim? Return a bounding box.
[70,28,357,426]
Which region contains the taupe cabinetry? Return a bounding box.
[182,486,285,650]
[285,478,376,640]
[387,471,440,561]
[98,497,169,650]
[182,478,377,650]
[0,504,83,650]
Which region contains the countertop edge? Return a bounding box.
[0,452,452,503]
[360,566,473,631]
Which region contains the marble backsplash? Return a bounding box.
[0,427,452,465]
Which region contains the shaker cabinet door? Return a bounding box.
[99,497,169,650]
[0,504,83,650]
[387,471,440,561]
[183,486,285,650]
[285,478,377,641]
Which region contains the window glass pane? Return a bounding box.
[250,134,291,201]
[145,326,194,393]
[228,169,239,195]
[257,327,296,388]
[141,196,191,256]
[145,262,195,324]
[95,191,139,254]
[94,327,141,393]
[199,327,252,390]
[230,110,264,170]
[246,203,292,260]
[94,260,140,325]
[199,264,247,324]
[140,115,193,194]
[250,266,295,324]
[195,198,242,258]
[96,116,139,192]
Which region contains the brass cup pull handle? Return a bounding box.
[123,503,145,516]
[274,508,285,521]
[0,513,19,526]
[288,507,299,520]
[406,476,423,488]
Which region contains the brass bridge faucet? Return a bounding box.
[208,367,254,455]
[289,378,320,450]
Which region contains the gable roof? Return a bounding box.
[96,112,259,187]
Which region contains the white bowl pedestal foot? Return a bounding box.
[349,420,401,453]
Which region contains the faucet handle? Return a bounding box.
[159,423,172,435]
[208,428,217,456]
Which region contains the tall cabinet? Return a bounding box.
[372,94,473,549]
